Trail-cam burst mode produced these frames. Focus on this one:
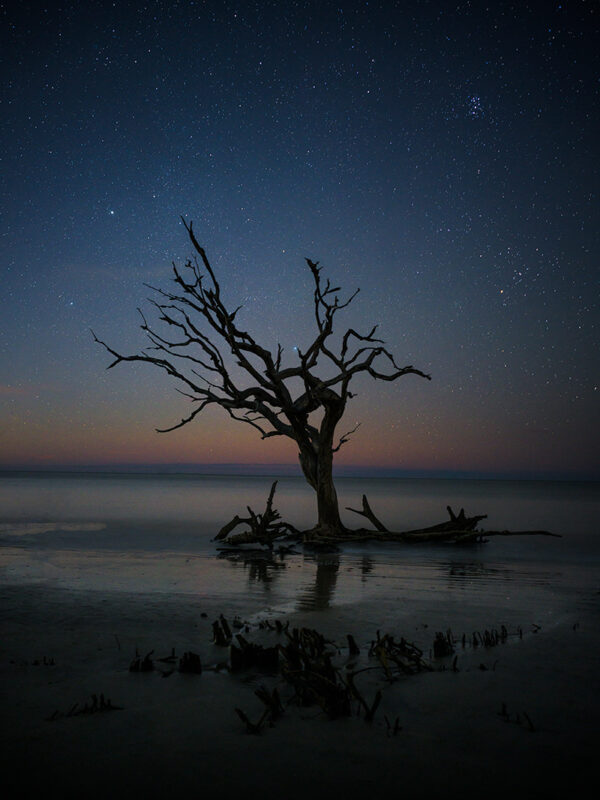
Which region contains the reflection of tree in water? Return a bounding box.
[218,549,286,591]
[247,559,285,587]
[297,554,340,610]
[360,556,373,582]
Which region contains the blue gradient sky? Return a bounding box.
[1,1,598,478]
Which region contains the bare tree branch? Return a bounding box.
[94,222,431,533]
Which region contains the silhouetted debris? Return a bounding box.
[157,647,177,664]
[46,693,123,721]
[369,632,431,678]
[212,617,232,646]
[523,712,536,731]
[179,651,202,674]
[219,619,546,736]
[230,634,279,672]
[498,702,536,732]
[129,650,154,672]
[341,501,560,544]
[219,614,232,639]
[254,685,284,721]
[276,627,352,718]
[363,689,382,722]
[437,623,517,657]
[214,482,299,547]
[31,656,56,666]
[433,630,455,658]
[234,623,427,728]
[235,706,269,734]
[347,633,360,656]
[385,715,402,736]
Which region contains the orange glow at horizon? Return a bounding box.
[1,398,592,477]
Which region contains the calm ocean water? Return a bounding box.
[1,472,598,634]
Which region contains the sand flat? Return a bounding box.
[1,581,597,798]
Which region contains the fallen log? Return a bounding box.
[340,500,559,543]
[346,499,487,538]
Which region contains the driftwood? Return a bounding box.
[233,623,432,732]
[254,685,285,721]
[212,615,232,646]
[278,627,354,718]
[235,706,270,734]
[214,481,298,547]
[215,485,559,548]
[129,650,154,672]
[46,694,123,721]
[231,620,532,735]
[368,632,432,677]
[230,634,279,672]
[179,651,202,674]
[341,498,559,543]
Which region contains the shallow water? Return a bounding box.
[0,472,598,638]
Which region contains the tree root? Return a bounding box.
[213,481,299,547]
[214,485,559,547]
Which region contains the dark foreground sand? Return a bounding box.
[1,582,597,799]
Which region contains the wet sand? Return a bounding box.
[1,581,598,798]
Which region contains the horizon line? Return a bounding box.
[0,462,597,482]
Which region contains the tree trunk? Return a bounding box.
[297,400,345,534]
[316,447,343,531]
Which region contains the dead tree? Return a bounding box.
[94,219,430,536]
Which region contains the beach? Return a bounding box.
[1,582,598,797]
[1,473,598,797]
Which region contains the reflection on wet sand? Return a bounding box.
[360,555,374,581]
[217,548,518,611]
[297,553,340,610]
[445,560,511,586]
[213,541,567,621]
[217,548,288,591]
[218,547,344,609]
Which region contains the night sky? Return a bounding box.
[1,1,598,478]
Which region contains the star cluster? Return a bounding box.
[1,1,598,478]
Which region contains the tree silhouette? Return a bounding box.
[94,219,430,535]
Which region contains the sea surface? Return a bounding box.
[1,472,598,636]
